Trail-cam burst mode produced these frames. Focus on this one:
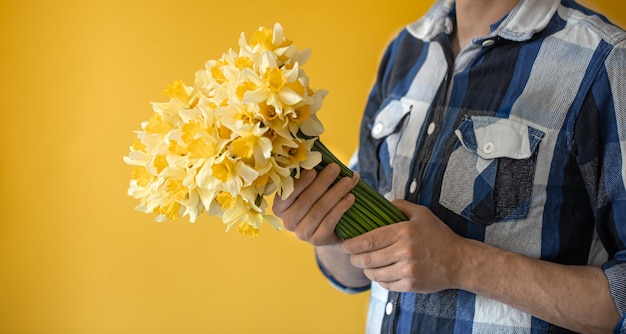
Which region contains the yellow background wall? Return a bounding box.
[0,1,621,333]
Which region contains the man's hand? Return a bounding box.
[341,199,469,293]
[342,200,621,332]
[272,163,359,246]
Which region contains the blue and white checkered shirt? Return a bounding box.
[323,0,626,332]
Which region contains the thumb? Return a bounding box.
[390,199,423,221]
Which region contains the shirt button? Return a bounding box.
[409,179,418,194]
[427,122,436,135]
[444,18,453,35]
[483,142,494,154]
[482,39,495,47]
[372,123,384,135]
[385,302,393,315]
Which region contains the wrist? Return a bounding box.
[315,245,370,289]
[450,238,495,293]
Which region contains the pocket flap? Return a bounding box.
[454,116,545,160]
[371,99,412,139]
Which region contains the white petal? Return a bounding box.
[264,214,283,230]
[242,88,269,104]
[123,151,150,166]
[294,48,311,66]
[223,207,245,230]
[238,31,249,50]
[300,152,322,171]
[278,87,304,105]
[279,177,295,199]
[247,212,264,229]
[256,136,273,159]
[160,166,186,178]
[241,68,265,87]
[299,114,325,136]
[235,161,260,184]
[309,89,328,112]
[272,23,284,45]
[260,51,278,71]
[283,63,299,82]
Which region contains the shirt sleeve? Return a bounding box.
[315,253,370,294]
[579,42,626,317]
[604,257,626,316]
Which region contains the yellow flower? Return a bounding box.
[210,59,228,84]
[211,155,236,182]
[153,155,168,174]
[144,113,171,136]
[257,102,278,121]
[264,67,286,93]
[237,222,260,237]
[163,79,198,108]
[156,179,186,220]
[290,142,309,162]
[240,23,310,67]
[234,56,254,70]
[187,136,218,159]
[268,158,295,199]
[240,53,305,108]
[200,153,259,197]
[131,166,153,187]
[229,122,272,166]
[250,25,292,51]
[216,191,236,209]
[236,81,257,101]
[125,22,329,236]
[222,202,282,236]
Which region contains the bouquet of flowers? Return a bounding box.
[124,23,405,238]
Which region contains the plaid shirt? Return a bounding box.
[322,0,626,332]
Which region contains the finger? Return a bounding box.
[298,163,342,202]
[272,168,317,214]
[341,223,400,254]
[391,199,428,220]
[348,243,397,269]
[296,171,358,241]
[286,163,341,220]
[307,192,355,246]
[276,163,343,233]
[363,264,402,284]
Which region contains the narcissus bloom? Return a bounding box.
[125,23,405,239]
[124,23,327,235]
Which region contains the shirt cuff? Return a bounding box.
[603,251,626,317]
[316,253,370,294]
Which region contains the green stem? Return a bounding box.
[311,138,408,239]
[349,201,382,230]
[341,213,367,236]
[353,180,406,222]
[353,195,395,227]
[334,219,352,240]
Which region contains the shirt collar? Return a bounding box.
[407,0,561,42]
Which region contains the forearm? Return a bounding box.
[315,245,370,289]
[459,239,621,333]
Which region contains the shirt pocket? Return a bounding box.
[439,115,545,226]
[371,99,412,194]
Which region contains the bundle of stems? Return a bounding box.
[312,140,407,239]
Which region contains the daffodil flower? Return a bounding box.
[240,56,304,108]
[125,22,402,238]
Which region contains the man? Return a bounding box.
[273,0,625,332]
